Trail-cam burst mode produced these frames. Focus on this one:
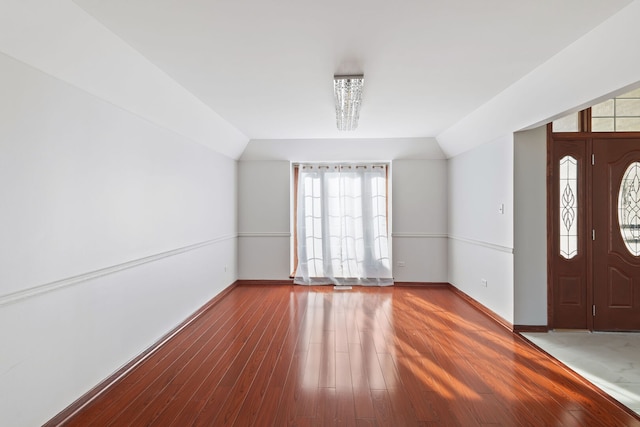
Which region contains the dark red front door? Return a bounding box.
[592,138,640,331]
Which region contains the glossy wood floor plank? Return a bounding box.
[169,289,281,427]
[232,290,303,426]
[63,288,244,427]
[54,285,640,426]
[196,292,290,426]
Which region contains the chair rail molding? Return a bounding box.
[391,232,448,238]
[448,235,514,254]
[237,232,291,238]
[0,234,237,307]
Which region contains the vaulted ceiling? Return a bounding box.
[73,0,633,155]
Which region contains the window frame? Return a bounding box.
[290,162,391,278]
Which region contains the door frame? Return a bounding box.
[547,126,640,330]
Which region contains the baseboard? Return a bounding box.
[44,280,239,427]
[236,279,294,286]
[394,281,449,287]
[238,280,447,287]
[513,325,549,333]
[447,284,514,332]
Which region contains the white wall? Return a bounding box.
[0,0,247,159]
[514,126,547,325]
[0,52,237,426]
[238,139,448,282]
[448,135,514,323]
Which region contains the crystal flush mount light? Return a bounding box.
[334,74,364,131]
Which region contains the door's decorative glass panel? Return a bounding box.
[560,156,578,259]
[618,162,640,256]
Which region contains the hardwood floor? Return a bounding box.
[50,284,640,426]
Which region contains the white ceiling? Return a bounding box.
[74,0,632,143]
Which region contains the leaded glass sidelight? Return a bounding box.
[559,156,578,259]
[618,162,640,256]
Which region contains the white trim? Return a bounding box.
[392,233,513,253]
[238,232,291,238]
[0,234,237,307]
[448,235,514,254]
[392,232,448,238]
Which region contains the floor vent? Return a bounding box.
[334,285,352,291]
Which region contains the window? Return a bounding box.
[292,163,392,286]
[552,112,581,132]
[592,88,640,132]
[552,87,640,133]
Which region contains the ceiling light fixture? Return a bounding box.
[334,74,364,131]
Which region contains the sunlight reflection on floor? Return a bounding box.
[523,331,640,415]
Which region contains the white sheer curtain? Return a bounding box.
[294,163,393,286]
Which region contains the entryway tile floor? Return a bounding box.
[522,331,640,415]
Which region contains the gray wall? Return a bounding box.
[514,126,548,325]
[237,139,448,282]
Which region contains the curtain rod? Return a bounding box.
[294,163,388,170]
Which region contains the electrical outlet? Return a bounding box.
[398,261,406,267]
[481,279,488,287]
